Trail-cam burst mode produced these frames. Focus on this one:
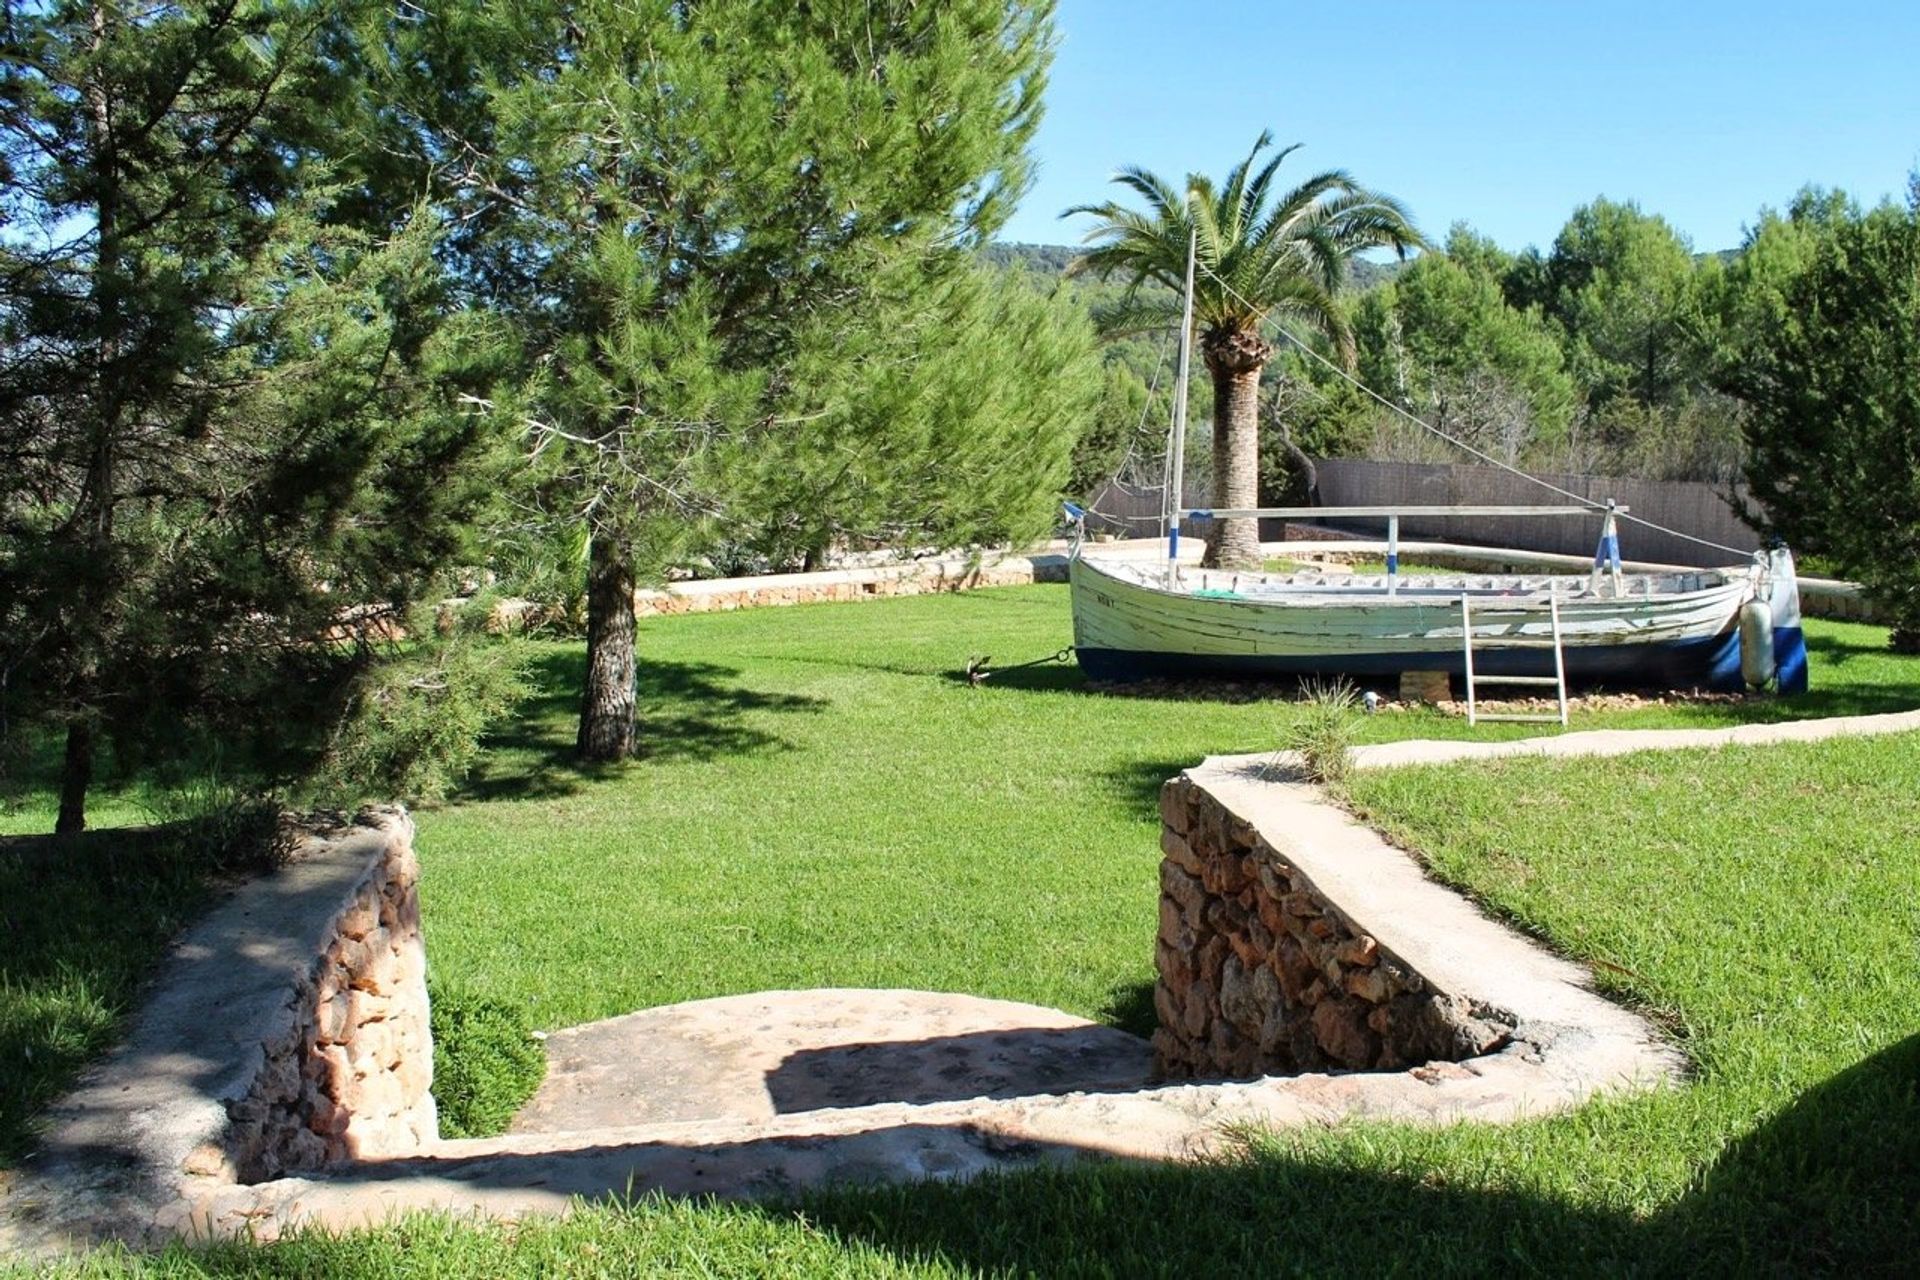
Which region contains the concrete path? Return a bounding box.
[511,991,1154,1132]
[1349,706,1920,770]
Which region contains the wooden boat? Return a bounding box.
[1068,537,1808,694]
[1065,232,1808,702]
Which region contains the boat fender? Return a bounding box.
[1739,600,1775,688]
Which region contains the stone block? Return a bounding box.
[1255,860,1290,900]
[1197,935,1229,984]
[1344,966,1391,1004]
[1334,935,1380,967]
[327,935,375,981]
[1157,894,1184,946]
[1200,852,1247,896]
[1271,934,1317,1001]
[1160,830,1202,875]
[1152,979,1182,1033]
[393,1052,433,1105]
[1255,891,1289,937]
[1181,981,1215,1039]
[1311,996,1381,1068]
[314,991,352,1044]
[1218,957,1260,1035]
[1281,891,1322,918]
[1158,778,1193,831]
[347,987,394,1029]
[333,899,378,942]
[1399,669,1452,704]
[1203,897,1246,937]
[1160,862,1205,920]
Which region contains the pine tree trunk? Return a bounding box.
[577,535,638,762]
[55,720,93,836]
[52,0,123,837]
[1201,330,1272,570]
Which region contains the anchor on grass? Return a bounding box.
[965,647,1074,686]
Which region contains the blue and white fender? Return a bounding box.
[1765,547,1809,694]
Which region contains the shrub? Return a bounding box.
[312,620,528,807]
[428,982,547,1139]
[1285,679,1360,786]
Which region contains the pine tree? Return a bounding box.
[1738,185,1920,651]
[0,1,506,831]
[377,0,1072,761]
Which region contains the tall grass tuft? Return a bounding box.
[1285,678,1360,786]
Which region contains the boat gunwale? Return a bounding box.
[1070,553,1752,613]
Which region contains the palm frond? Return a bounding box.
[1109,164,1187,223]
[1216,129,1274,243]
[1062,130,1422,357]
[1241,141,1304,229]
[1090,290,1185,340]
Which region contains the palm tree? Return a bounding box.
[1067,132,1425,568]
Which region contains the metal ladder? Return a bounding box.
[1460,589,1570,727]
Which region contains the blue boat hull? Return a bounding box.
[1076,631,1748,691]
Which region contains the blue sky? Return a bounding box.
[1003,1,1920,254]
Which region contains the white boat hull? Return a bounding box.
[1068,552,1803,692]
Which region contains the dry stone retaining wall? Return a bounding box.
[633,553,1064,617]
[1154,774,1513,1078]
[0,811,435,1250]
[226,825,435,1181]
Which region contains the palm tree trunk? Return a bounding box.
[577,534,637,762]
[1202,335,1270,570]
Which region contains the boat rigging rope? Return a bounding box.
[1191,261,1756,560]
[1082,333,1174,531]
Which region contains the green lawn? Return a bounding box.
[6,584,1920,1274]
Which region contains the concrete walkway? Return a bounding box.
[510,991,1155,1133]
[1350,706,1920,770]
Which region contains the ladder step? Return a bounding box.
[1470,674,1562,686]
[1469,637,1560,649]
[1473,713,1566,723]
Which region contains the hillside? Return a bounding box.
[983,241,1411,292]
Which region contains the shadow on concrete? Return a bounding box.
[0,821,251,1166]
[454,651,825,802]
[763,1026,1153,1115]
[6,829,389,1196]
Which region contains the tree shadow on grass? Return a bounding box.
[453,650,825,803]
[786,1031,1920,1276]
[1641,631,1920,727]
[1097,758,1205,820]
[1098,979,1159,1041]
[0,822,270,1166]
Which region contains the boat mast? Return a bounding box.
[1166,230,1197,585]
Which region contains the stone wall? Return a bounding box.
[632,552,1065,617]
[1154,775,1513,1079]
[2,810,439,1250]
[225,821,436,1181]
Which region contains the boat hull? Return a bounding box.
[1069,555,1757,691]
[1074,634,1740,687]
